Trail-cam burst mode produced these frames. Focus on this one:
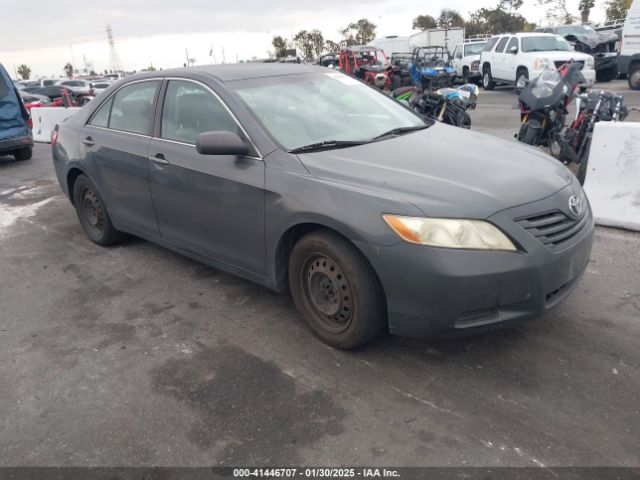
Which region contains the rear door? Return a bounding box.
[147,78,266,276]
[504,37,520,81]
[493,36,510,79]
[83,79,161,237]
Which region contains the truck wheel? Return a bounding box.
[596,65,618,82]
[462,68,470,84]
[482,67,495,90]
[288,230,386,349]
[629,63,640,90]
[13,147,32,161]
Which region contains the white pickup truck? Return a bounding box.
[451,40,488,83]
[479,32,596,91]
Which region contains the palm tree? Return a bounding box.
[63,62,74,78]
[17,64,31,80]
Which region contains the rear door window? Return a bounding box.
[160,80,238,145]
[495,37,510,53]
[507,37,519,52]
[88,96,114,128]
[109,81,159,135]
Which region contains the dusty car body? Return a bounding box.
[537,25,619,81]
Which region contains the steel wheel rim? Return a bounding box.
[516,75,527,89]
[483,72,490,87]
[303,254,354,334]
[80,186,104,234]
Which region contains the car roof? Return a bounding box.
[124,63,327,82]
[492,32,558,38]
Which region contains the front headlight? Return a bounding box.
[533,58,553,71]
[585,56,595,69]
[383,215,517,251]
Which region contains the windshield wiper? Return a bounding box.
[288,140,369,154]
[370,124,430,141]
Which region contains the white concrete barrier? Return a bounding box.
[583,122,640,232]
[31,107,81,143]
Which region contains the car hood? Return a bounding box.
[296,123,574,219]
[566,33,618,49]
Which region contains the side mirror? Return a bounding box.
[510,46,518,54]
[196,131,249,156]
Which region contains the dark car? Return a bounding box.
[0,64,33,161]
[536,25,619,82]
[52,64,594,349]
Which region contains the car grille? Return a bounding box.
[515,210,590,250]
[554,60,585,69]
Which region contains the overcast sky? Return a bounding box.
[1,0,609,77]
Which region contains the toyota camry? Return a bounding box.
[52,64,594,349]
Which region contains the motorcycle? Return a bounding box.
[563,89,630,184]
[392,83,479,129]
[517,60,634,184]
[516,60,585,152]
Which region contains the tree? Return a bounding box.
[143,64,156,72]
[293,29,325,59]
[467,4,534,35]
[63,63,74,78]
[340,18,377,45]
[325,39,340,53]
[498,0,524,12]
[438,9,465,28]
[17,64,31,80]
[412,14,438,30]
[604,0,632,22]
[272,35,289,58]
[538,0,575,25]
[579,0,595,23]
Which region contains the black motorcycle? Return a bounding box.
[516,60,585,153]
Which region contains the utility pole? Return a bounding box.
[106,24,123,73]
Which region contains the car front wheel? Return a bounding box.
[629,63,640,90]
[288,230,386,349]
[13,147,32,161]
[72,174,125,246]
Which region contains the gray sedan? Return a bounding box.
[52,64,594,349]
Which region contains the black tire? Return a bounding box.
[288,230,386,349]
[596,65,618,83]
[519,123,538,145]
[391,74,401,90]
[13,147,32,161]
[629,63,640,90]
[575,142,592,185]
[482,66,495,90]
[515,68,529,93]
[72,174,125,246]
[460,112,471,129]
[462,68,470,84]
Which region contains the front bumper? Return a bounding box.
[357,184,594,339]
[0,135,33,154]
[594,53,618,72]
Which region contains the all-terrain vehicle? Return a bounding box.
[338,46,394,90]
[410,46,456,91]
[390,52,414,88]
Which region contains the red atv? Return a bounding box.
[338,46,394,90]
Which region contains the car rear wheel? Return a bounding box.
[482,67,495,90]
[288,230,386,349]
[72,174,125,246]
[629,63,640,90]
[13,147,32,161]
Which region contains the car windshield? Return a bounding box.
[556,25,597,36]
[464,43,486,56]
[522,35,573,52]
[230,72,427,151]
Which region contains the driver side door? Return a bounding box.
[147,79,266,278]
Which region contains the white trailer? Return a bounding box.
[368,36,412,57]
[409,27,465,54]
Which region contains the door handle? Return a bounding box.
[81,137,95,147]
[148,154,169,165]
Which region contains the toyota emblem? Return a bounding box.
[568,195,582,217]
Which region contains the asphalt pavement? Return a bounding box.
[0,80,639,468]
